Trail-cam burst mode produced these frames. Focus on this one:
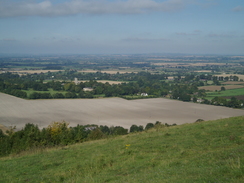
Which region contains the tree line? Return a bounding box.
[0,72,201,101]
[0,121,175,157]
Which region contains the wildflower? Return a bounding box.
[125,144,131,149]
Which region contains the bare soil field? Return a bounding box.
[199,85,244,91]
[0,93,243,130]
[223,95,244,100]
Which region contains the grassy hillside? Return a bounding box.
[1,116,244,183]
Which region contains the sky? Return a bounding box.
[0,0,244,55]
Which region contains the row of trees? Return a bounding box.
[207,96,243,108]
[0,122,127,157]
[0,121,175,157]
[0,72,202,101]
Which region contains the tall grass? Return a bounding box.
[0,116,244,183]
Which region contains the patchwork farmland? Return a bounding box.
[0,92,243,130]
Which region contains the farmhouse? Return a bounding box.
[83,87,93,92]
[197,99,204,103]
[141,93,148,96]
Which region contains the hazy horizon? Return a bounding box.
[1,0,244,55]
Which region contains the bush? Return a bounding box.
[130,125,143,133]
[145,123,154,130]
[110,126,128,135]
[195,119,204,123]
[88,129,106,140]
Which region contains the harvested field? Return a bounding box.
[215,74,244,80]
[222,81,244,85]
[0,93,243,130]
[79,70,137,74]
[194,70,212,73]
[199,85,244,91]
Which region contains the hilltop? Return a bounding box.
[0,116,244,183]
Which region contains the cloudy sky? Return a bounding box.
[0,0,243,55]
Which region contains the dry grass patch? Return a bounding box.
[0,124,9,134]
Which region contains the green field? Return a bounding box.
[1,116,244,183]
[23,89,67,97]
[206,88,244,100]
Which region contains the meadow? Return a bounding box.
[0,116,243,182]
[205,88,244,100]
[22,88,67,98]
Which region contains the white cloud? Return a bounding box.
[0,0,190,18]
[232,6,244,12]
[122,37,169,42]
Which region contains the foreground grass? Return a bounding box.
[1,116,244,183]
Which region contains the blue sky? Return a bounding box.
[0,0,243,55]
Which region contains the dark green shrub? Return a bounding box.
[130,125,144,133]
[145,123,154,130]
[88,129,105,140]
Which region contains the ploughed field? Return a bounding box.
[0,92,243,130]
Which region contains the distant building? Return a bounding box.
[85,126,96,131]
[83,87,93,92]
[141,93,148,96]
[74,78,80,85]
[197,99,204,103]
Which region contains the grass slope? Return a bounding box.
[1,116,244,183]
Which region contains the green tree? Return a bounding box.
[130,125,144,133]
[221,86,226,91]
[88,128,105,140]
